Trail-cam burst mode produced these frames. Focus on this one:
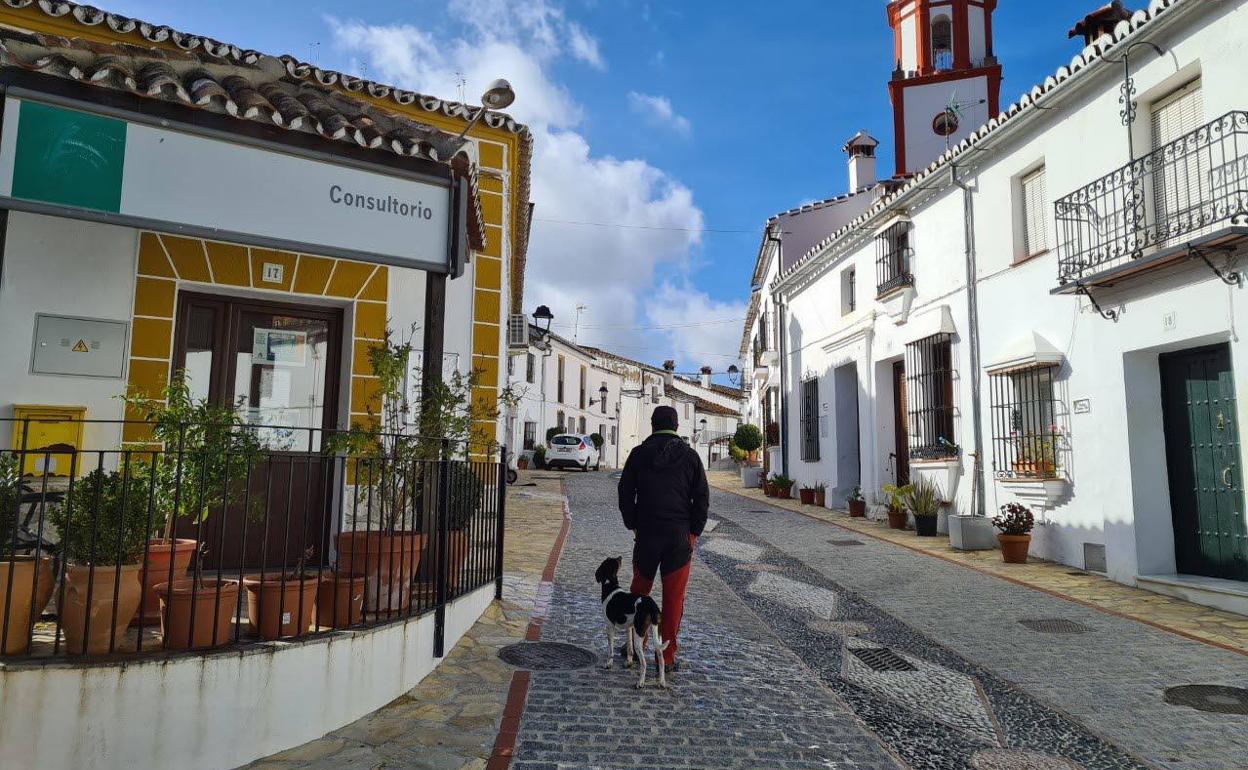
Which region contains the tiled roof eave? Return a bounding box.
[771,0,1204,296]
[0,0,535,276]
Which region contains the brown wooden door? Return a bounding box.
[173,293,343,572]
[892,361,910,484]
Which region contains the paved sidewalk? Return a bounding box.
[708,471,1248,654]
[242,472,567,770]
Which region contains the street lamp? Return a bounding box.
[533,305,554,338]
[443,79,517,155]
[699,418,710,466]
[727,364,740,387]
[532,305,554,448]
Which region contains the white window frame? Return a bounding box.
[1019,164,1049,259]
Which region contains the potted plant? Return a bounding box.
[0,454,56,655]
[48,466,152,654]
[765,422,780,447]
[812,482,827,507]
[327,328,503,616]
[881,483,912,530]
[122,372,261,627]
[243,546,319,640]
[154,543,240,650]
[734,424,763,488]
[847,486,866,518]
[533,445,547,470]
[993,502,1035,563]
[444,462,485,593]
[798,484,816,505]
[770,474,794,500]
[907,477,943,537]
[1011,432,1058,478]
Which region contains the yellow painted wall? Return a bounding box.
[124,232,386,444]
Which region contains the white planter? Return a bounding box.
[910,458,962,501]
[766,446,783,474]
[740,466,762,488]
[998,477,1069,509]
[949,515,997,550]
[936,504,951,535]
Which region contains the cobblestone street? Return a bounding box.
[509,473,1248,770]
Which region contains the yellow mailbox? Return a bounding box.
[10,405,87,477]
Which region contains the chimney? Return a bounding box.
[663,359,675,389]
[842,131,880,193]
[1068,1,1132,47]
[700,365,713,388]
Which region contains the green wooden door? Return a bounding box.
[1160,344,1248,581]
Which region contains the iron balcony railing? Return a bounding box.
[1055,111,1248,285]
[0,418,505,660]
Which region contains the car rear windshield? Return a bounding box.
[551,436,581,445]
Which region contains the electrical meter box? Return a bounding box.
[10,405,87,477]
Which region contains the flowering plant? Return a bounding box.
[993,502,1034,535]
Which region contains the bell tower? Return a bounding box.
[885,0,1002,176]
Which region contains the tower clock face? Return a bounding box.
[932,111,959,136]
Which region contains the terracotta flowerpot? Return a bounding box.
[763,483,775,497]
[1011,460,1056,478]
[242,575,319,640]
[998,533,1032,564]
[886,508,908,530]
[336,531,425,614]
[0,555,55,654]
[776,487,792,500]
[799,489,815,505]
[156,579,240,650]
[517,458,529,470]
[315,572,366,630]
[445,530,472,593]
[914,515,939,537]
[848,500,866,518]
[814,490,826,507]
[60,563,143,655]
[136,539,198,627]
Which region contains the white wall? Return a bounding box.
[0,213,138,449]
[773,0,1248,596]
[0,584,494,770]
[902,75,990,174]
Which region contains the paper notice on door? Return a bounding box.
[252,328,307,366]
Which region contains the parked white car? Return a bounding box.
[545,433,601,471]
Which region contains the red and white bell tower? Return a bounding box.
[886,0,1002,176]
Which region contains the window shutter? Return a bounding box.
[1151,81,1205,240]
[507,314,528,347]
[1021,167,1048,256]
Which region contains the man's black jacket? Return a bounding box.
[617,431,709,537]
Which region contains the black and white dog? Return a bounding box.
[595,556,668,688]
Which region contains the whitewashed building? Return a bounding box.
[756,0,1248,615]
[504,326,624,466]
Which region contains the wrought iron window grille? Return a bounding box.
[800,378,820,462]
[989,363,1066,480]
[904,333,957,460]
[876,222,915,296]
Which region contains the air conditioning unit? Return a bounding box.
[507,314,528,348]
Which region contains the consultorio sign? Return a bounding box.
[0,95,456,273]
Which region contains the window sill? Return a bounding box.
[1012,249,1049,267]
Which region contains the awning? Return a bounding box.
[985,331,1064,374]
[902,304,956,345]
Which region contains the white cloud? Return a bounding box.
[627,92,691,136]
[643,284,748,370]
[327,1,737,371]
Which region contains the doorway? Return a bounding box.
[172,292,344,571]
[1160,343,1247,582]
[891,361,910,484]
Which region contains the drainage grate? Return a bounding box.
[498,642,597,671]
[850,647,916,672]
[831,539,865,546]
[1018,618,1092,634]
[1164,685,1248,714]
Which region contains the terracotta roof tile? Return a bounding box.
[0,30,489,251]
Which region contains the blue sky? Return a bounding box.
[107,0,1110,371]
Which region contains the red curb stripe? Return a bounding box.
[489,480,574,769]
[715,484,1248,659]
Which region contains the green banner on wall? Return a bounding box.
[10,100,126,213]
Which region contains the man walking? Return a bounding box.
[617,405,709,671]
